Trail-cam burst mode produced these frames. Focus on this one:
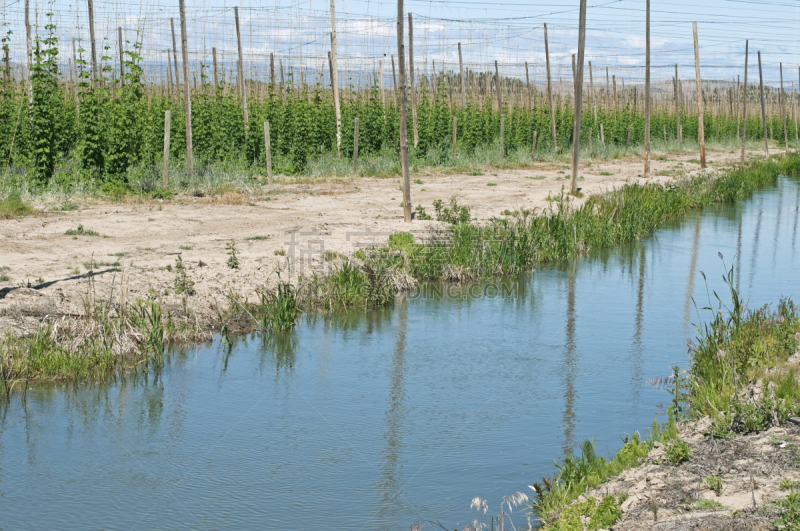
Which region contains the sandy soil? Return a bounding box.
[572,416,800,530]
[0,148,760,335]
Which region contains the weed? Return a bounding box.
[274,249,286,256]
[179,244,193,250]
[666,438,691,464]
[245,236,268,241]
[780,478,798,491]
[147,218,155,221]
[60,202,78,211]
[0,274,9,282]
[599,171,614,176]
[65,224,99,237]
[487,182,497,186]
[467,171,484,176]
[414,179,423,184]
[173,256,195,295]
[773,491,800,530]
[414,205,432,220]
[692,499,724,511]
[0,193,35,219]
[433,197,471,224]
[83,261,120,270]
[588,495,622,529]
[226,241,239,269]
[704,475,723,496]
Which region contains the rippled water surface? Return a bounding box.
[2,177,800,530]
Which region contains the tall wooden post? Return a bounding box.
[644,0,652,177]
[391,55,397,106]
[458,42,466,108]
[170,18,180,86]
[674,64,681,145]
[758,51,768,157]
[24,0,31,96]
[234,7,248,137]
[692,22,706,168]
[118,27,125,86]
[397,0,412,222]
[330,0,342,157]
[570,0,587,194]
[452,116,458,157]
[87,0,98,83]
[264,122,273,184]
[409,13,419,148]
[741,41,748,164]
[544,23,557,150]
[212,47,218,90]
[781,63,789,155]
[525,62,532,112]
[178,0,193,176]
[353,117,360,173]
[162,110,171,188]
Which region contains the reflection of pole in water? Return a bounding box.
[379,298,408,516]
[683,217,701,330]
[748,203,763,290]
[792,184,800,253]
[772,181,783,269]
[562,266,577,456]
[736,212,743,293]
[630,247,646,410]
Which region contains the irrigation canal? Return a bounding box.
[1,177,800,529]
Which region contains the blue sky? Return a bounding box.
[2,0,799,86]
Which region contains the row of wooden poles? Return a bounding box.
[10,0,795,221]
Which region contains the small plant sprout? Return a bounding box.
[704,475,723,496]
[226,241,239,269]
[173,256,195,295]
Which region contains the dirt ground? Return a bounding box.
[0,148,763,335]
[575,416,800,530]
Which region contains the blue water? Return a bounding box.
[1,177,799,530]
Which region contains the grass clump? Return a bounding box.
[433,197,471,224]
[704,475,723,496]
[65,224,99,237]
[226,241,239,269]
[691,499,725,511]
[0,193,35,219]
[666,438,691,464]
[773,490,800,530]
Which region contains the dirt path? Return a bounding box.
[0,148,756,335]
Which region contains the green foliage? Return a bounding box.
[414,205,432,220]
[254,282,300,333]
[691,499,724,510]
[433,196,471,224]
[587,495,622,529]
[173,255,195,295]
[773,490,800,530]
[0,193,34,218]
[64,224,99,236]
[226,241,239,269]
[666,438,691,464]
[704,475,723,496]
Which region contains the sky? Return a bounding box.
[2,0,799,87]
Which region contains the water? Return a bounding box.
[2,178,800,530]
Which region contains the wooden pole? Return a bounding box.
[452,116,457,158]
[758,51,768,157]
[525,62,531,112]
[170,18,180,86]
[118,27,124,86]
[741,41,748,163]
[270,53,275,87]
[532,131,538,158]
[692,22,706,168]
[644,0,652,177]
[397,0,412,222]
[87,0,98,83]
[330,0,342,157]
[570,0,587,194]
[178,0,193,176]
[162,110,171,188]
[674,64,681,145]
[391,55,397,106]
[212,47,218,90]
[234,7,248,137]
[544,23,557,150]
[353,117,360,173]
[264,122,273,184]
[409,13,418,148]
[781,63,789,155]
[494,60,503,111]
[458,42,466,108]
[24,0,31,96]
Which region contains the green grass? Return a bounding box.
[245,235,269,241]
[691,499,725,511]
[0,194,35,219]
[65,225,100,237]
[83,261,120,270]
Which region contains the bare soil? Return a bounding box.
[577,417,800,530]
[0,148,758,336]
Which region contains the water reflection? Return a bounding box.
[562,265,577,456]
[379,298,408,521]
[630,247,646,412]
[683,218,702,330]
[748,199,763,290]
